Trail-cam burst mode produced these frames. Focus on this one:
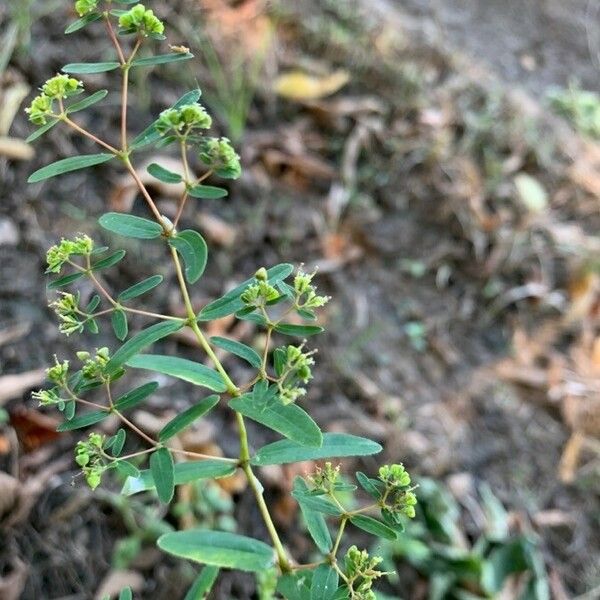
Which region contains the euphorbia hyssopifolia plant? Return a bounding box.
[27,2,417,598]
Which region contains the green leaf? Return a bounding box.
[311,565,338,600]
[131,89,201,149]
[150,447,175,503]
[147,163,182,184]
[277,573,313,600]
[126,355,227,393]
[92,249,126,271]
[187,185,228,199]
[28,153,114,183]
[251,433,382,466]
[99,212,163,239]
[157,530,274,572]
[159,395,220,441]
[105,320,184,376]
[65,12,102,34]
[115,460,140,479]
[356,472,383,500]
[229,394,322,447]
[112,309,129,341]
[198,263,294,321]
[349,515,397,540]
[62,61,121,74]
[168,230,208,284]
[57,410,108,431]
[47,272,85,289]
[210,336,262,368]
[131,53,194,67]
[118,587,132,600]
[110,428,127,455]
[66,90,109,113]
[274,324,324,337]
[291,491,342,516]
[184,566,220,600]
[122,459,236,496]
[293,479,331,554]
[114,381,159,412]
[26,119,59,143]
[118,275,164,301]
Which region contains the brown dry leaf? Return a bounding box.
[95,570,144,600]
[274,70,350,101]
[8,407,61,452]
[261,148,336,187]
[565,270,600,324]
[0,136,34,160]
[0,368,46,406]
[0,76,29,136]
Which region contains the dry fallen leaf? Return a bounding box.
[274,70,350,101]
[0,136,34,160]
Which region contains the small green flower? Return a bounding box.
[293,269,330,310]
[46,357,70,385]
[119,4,165,36]
[343,546,387,599]
[241,281,280,306]
[156,103,212,136]
[42,74,83,99]
[51,292,84,336]
[75,432,106,490]
[46,234,94,274]
[74,0,99,17]
[25,94,54,125]
[198,137,241,179]
[308,462,340,493]
[378,463,417,520]
[79,347,111,380]
[31,388,62,407]
[275,344,316,404]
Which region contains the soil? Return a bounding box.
[1,0,599,598]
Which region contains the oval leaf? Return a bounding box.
[65,12,102,33]
[92,249,126,271]
[349,515,397,540]
[131,53,194,67]
[99,212,163,239]
[118,275,164,301]
[28,153,114,183]
[47,272,84,289]
[57,410,109,431]
[157,530,274,572]
[26,119,59,143]
[169,230,208,284]
[274,323,324,337]
[122,459,236,496]
[291,491,342,516]
[150,447,174,503]
[147,163,182,184]
[356,472,383,500]
[293,478,331,554]
[311,565,339,600]
[126,354,227,393]
[159,395,220,441]
[66,89,109,113]
[251,433,382,466]
[111,309,129,341]
[114,381,159,412]
[63,61,121,74]
[187,185,228,199]
[210,336,262,369]
[105,320,184,376]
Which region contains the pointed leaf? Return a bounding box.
[92,249,126,271]
[147,163,182,184]
[99,212,163,239]
[118,588,132,600]
[356,472,383,500]
[198,263,294,321]
[157,530,274,572]
[111,309,128,341]
[57,410,109,431]
[274,323,323,337]
[277,573,313,600]
[311,565,338,600]
[65,12,102,33]
[47,272,84,289]
[229,394,322,447]
[131,53,194,67]
[28,153,114,183]
[349,515,397,540]
[126,354,227,392]
[293,479,331,554]
[115,460,140,478]
[105,320,184,375]
[118,275,163,301]
[114,381,159,412]
[63,61,121,74]
[159,395,220,441]
[251,433,382,466]
[26,119,59,143]
[66,90,108,113]
[210,336,262,368]
[291,491,342,516]
[187,185,228,199]
[184,566,220,600]
[168,230,207,284]
[122,459,236,496]
[150,447,174,503]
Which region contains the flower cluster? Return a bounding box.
[241,270,280,307]
[275,344,315,404]
[343,546,387,600]
[26,75,83,125]
[51,292,84,336]
[31,387,62,407]
[198,137,242,180]
[75,432,106,490]
[119,4,164,37]
[308,462,340,494]
[378,463,418,519]
[46,357,70,386]
[156,103,212,136]
[77,347,111,380]
[294,270,330,310]
[74,0,98,17]
[46,234,93,274]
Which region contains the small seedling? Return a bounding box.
[26,2,417,598]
